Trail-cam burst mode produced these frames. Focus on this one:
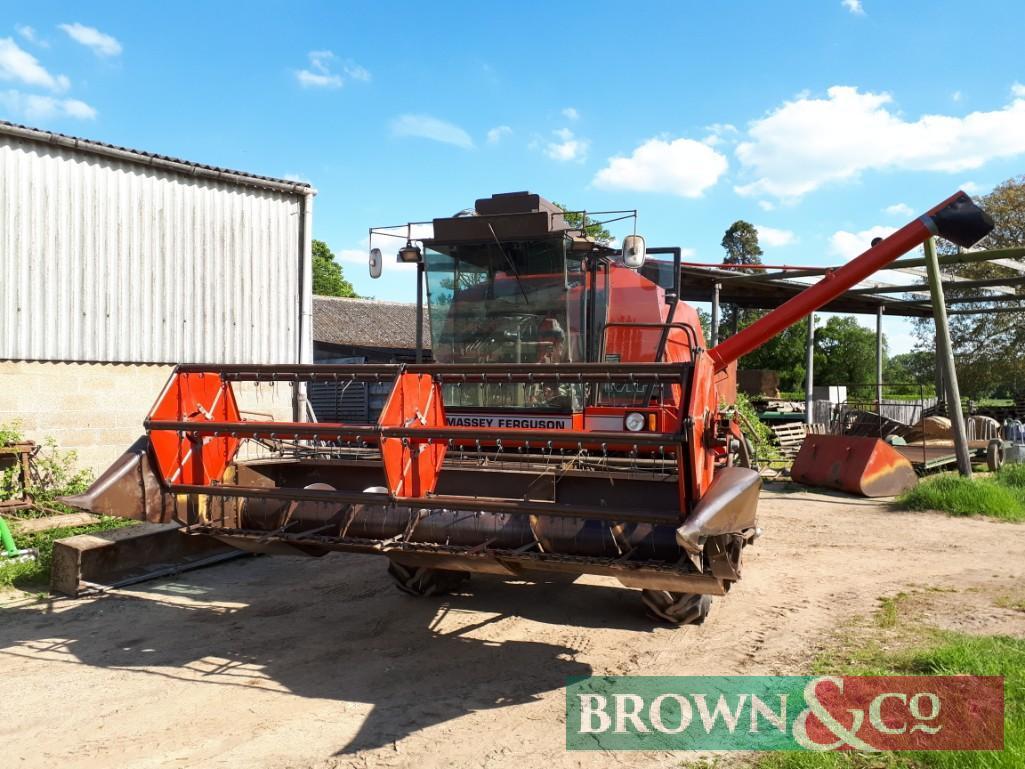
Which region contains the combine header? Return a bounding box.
[67,191,992,623]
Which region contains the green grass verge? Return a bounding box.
[0,516,135,589]
[896,467,1025,522]
[756,631,1024,769]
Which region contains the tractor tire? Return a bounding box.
[987,440,1005,472]
[640,590,712,625]
[387,561,470,597]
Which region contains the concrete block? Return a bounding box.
[50,523,241,597]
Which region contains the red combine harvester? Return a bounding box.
[67,191,992,623]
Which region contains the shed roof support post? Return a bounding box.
[710,282,721,347]
[924,237,972,477]
[805,313,815,427]
[876,307,884,411]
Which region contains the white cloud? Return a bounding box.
[735,85,1025,200]
[296,50,341,88]
[842,0,865,14]
[486,125,512,144]
[829,225,896,260]
[829,224,915,286]
[544,127,589,162]
[0,89,95,120]
[561,106,579,121]
[884,202,914,218]
[59,22,121,57]
[593,136,728,197]
[754,224,797,247]
[15,25,46,47]
[959,180,983,194]
[0,37,69,91]
[1012,82,1025,99]
[703,123,738,146]
[295,50,369,89]
[391,114,474,149]
[757,200,775,212]
[951,90,962,103]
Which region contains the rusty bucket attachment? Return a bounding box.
[791,434,918,497]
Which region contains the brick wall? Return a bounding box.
[0,361,294,477]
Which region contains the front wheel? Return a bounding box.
[640,591,713,625]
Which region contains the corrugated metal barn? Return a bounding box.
[0,120,314,473]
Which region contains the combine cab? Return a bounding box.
[67,191,992,623]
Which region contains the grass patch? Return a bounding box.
[896,469,1025,522]
[0,516,134,590]
[756,597,1024,769]
[876,592,910,629]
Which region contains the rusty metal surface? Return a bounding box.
[792,435,918,497]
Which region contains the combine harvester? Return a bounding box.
[68,191,992,623]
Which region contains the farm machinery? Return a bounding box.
[66,191,992,623]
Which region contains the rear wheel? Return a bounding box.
[387,561,470,597]
[987,440,1005,472]
[640,590,712,625]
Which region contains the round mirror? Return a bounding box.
[369,247,383,279]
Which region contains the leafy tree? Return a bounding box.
[884,351,937,397]
[721,221,764,268]
[741,318,810,391]
[912,175,1025,398]
[814,316,883,389]
[554,202,614,245]
[312,239,359,297]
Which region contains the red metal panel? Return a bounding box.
[791,435,918,497]
[377,372,447,498]
[148,372,241,485]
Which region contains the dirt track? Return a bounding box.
[2,486,1024,769]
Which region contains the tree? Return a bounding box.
[912,175,1025,398]
[719,220,765,346]
[312,239,359,297]
[721,221,763,268]
[814,316,882,390]
[741,318,810,392]
[554,202,614,245]
[884,351,936,397]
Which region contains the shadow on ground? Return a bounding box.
[0,554,658,754]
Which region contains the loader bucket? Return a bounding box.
[791,434,917,497]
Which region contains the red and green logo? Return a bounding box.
[566,675,1003,751]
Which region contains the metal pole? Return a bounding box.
[805,314,815,427]
[876,307,884,411]
[710,282,720,347]
[415,261,425,363]
[924,237,972,477]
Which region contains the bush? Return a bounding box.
[0,422,92,509]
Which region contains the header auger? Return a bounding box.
[66,190,993,624]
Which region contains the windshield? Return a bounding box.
[425,237,585,410]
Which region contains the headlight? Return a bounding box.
[624,412,646,432]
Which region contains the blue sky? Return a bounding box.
[3,1,1025,353]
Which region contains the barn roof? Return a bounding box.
[313,296,431,351]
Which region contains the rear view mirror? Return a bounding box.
[622,234,646,269]
[369,247,383,279]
